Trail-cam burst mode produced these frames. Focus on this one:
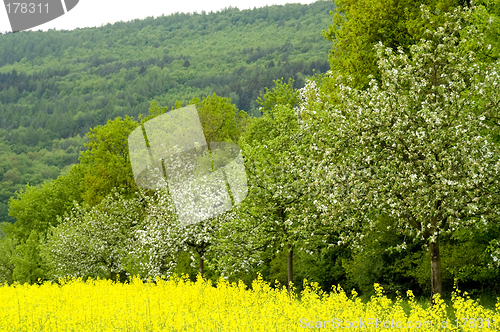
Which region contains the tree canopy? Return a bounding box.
[309,5,500,300]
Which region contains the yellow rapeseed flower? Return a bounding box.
[0,276,499,331]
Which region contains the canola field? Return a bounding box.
[1,275,499,331]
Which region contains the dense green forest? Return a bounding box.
[2,0,500,306]
[0,0,333,224]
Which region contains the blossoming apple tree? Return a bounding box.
[306,6,500,301]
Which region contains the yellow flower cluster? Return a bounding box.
[1,276,499,331]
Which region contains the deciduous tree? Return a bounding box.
[311,6,500,302]
[217,80,317,293]
[322,0,464,88]
[78,116,139,206]
[43,190,144,281]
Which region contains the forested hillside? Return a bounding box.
[0,0,333,223]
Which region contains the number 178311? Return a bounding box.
[6,3,49,14]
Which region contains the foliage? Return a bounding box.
[78,116,139,206]
[322,0,467,88]
[11,230,46,285]
[0,0,334,224]
[342,215,430,296]
[343,215,500,297]
[134,95,248,279]
[142,94,248,143]
[0,235,14,283]
[307,6,500,298]
[196,93,248,143]
[0,134,86,224]
[256,77,300,112]
[7,164,85,241]
[42,190,145,281]
[472,0,500,61]
[216,79,319,291]
[128,189,189,279]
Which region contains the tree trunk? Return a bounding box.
[199,255,204,277]
[110,270,119,282]
[429,238,443,305]
[109,270,127,283]
[287,243,293,295]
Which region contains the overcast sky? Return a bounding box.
[1,0,320,34]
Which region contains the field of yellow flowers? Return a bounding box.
[1,275,499,331]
